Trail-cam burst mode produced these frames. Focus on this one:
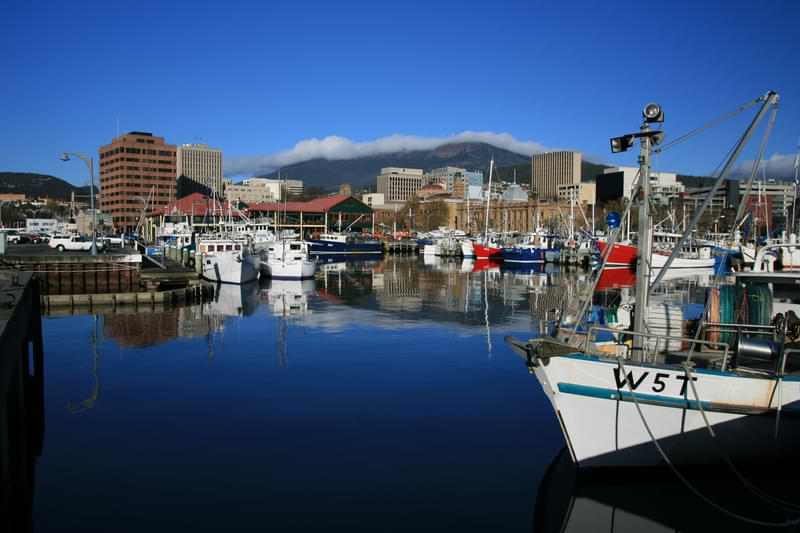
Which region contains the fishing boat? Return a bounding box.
[306,233,383,255]
[260,239,317,279]
[198,237,260,284]
[473,156,505,260]
[596,240,717,269]
[506,93,800,469]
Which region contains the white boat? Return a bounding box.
[198,238,260,284]
[422,242,440,256]
[507,93,799,469]
[461,240,475,258]
[260,240,317,279]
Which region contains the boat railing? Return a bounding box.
[583,325,731,369]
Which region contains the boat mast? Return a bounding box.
[632,119,654,357]
[484,156,494,243]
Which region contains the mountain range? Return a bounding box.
[1,143,720,200]
[256,142,530,190]
[0,172,96,200]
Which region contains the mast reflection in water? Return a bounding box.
[33,256,754,532]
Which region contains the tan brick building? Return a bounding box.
[99,132,177,232]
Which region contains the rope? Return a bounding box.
[654,97,761,155]
[616,356,800,528]
[684,363,800,513]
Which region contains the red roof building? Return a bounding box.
[247,195,375,234]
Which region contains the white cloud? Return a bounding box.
[732,152,800,180]
[225,131,549,177]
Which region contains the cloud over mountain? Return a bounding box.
[732,152,800,180]
[225,131,549,177]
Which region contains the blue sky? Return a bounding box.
[2,0,799,186]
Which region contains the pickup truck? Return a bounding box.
[48,234,105,252]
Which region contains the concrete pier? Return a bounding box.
[0,271,44,532]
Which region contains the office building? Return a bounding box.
[98,131,177,232]
[596,166,684,205]
[176,143,224,197]
[532,151,581,200]
[225,180,278,205]
[558,182,596,205]
[376,167,424,203]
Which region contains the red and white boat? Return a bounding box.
[473,241,504,260]
[596,240,715,269]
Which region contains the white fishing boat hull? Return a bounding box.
[262,260,316,280]
[530,353,800,468]
[259,240,317,279]
[651,253,715,269]
[423,243,440,256]
[461,241,475,258]
[201,252,259,284]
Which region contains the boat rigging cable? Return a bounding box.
[563,171,641,344]
[617,356,800,529]
[649,93,800,513]
[649,91,779,290]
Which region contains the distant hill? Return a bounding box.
[0,172,96,200]
[255,142,531,190]
[677,174,717,188]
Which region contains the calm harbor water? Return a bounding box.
[31,256,797,532]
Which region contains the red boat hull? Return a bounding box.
[473,243,504,260]
[596,240,637,267]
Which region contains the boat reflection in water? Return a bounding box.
[535,449,800,533]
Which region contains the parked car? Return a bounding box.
[100,235,124,248]
[2,230,29,244]
[48,234,105,252]
[22,232,45,244]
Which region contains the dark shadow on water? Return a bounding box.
[535,448,800,532]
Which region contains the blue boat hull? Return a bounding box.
[501,247,545,263]
[307,239,383,255]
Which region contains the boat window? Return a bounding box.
[235,245,241,251]
[290,244,300,250]
[226,244,233,251]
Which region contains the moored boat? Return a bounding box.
[506,93,798,470]
[198,238,260,284]
[307,233,383,255]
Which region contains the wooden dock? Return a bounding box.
[385,240,418,254]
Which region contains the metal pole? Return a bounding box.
[89,157,97,255]
[632,126,652,359]
[649,91,778,290]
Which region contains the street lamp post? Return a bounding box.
[61,152,98,255]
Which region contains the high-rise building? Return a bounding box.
[99,131,177,232]
[531,151,581,200]
[376,167,424,203]
[176,143,224,197]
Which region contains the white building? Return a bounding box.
[377,167,424,203]
[177,143,224,196]
[362,193,385,207]
[225,179,278,205]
